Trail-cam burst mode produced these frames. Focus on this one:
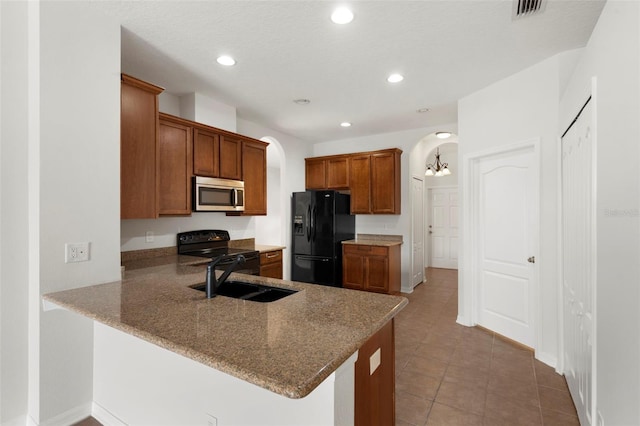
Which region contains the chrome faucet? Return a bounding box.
[205,254,246,298]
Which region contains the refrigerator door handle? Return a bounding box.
[306,205,311,242]
[312,206,317,241]
[295,255,330,262]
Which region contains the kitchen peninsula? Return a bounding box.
[43,256,407,425]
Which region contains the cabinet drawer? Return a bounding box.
[343,244,388,257]
[260,250,282,265]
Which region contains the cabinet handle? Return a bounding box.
[266,252,279,259]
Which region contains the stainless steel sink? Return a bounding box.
[191,280,297,302]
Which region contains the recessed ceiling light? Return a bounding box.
[340,122,352,127]
[417,108,430,113]
[331,7,354,24]
[216,55,236,66]
[293,99,311,105]
[387,74,404,83]
[436,131,452,139]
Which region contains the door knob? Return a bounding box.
[527,256,535,263]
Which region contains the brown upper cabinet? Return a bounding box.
[305,158,327,190]
[219,135,243,180]
[370,150,401,214]
[120,74,164,219]
[349,154,372,214]
[305,148,402,215]
[305,155,350,190]
[241,139,268,215]
[121,74,269,219]
[193,126,220,177]
[327,156,350,189]
[158,114,193,216]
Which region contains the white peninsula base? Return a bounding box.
[92,322,356,426]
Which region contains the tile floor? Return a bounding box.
[395,267,580,426]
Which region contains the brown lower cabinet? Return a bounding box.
[355,319,395,426]
[343,243,401,295]
[259,250,283,279]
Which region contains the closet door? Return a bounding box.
[562,98,595,426]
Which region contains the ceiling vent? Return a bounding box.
[513,0,546,19]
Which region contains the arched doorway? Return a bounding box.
[409,133,459,289]
[256,136,290,278]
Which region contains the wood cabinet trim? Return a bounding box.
[121,73,164,95]
[158,112,268,147]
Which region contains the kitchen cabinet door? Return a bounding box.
[305,158,327,189]
[193,127,219,177]
[158,116,193,215]
[219,135,242,180]
[343,250,366,290]
[241,139,268,215]
[349,155,372,214]
[371,150,401,214]
[343,244,401,295]
[120,74,163,219]
[260,250,283,279]
[326,156,350,189]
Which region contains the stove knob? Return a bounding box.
[179,235,187,242]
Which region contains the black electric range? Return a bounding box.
[177,230,260,275]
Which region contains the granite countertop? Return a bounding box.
[342,234,404,247]
[43,259,407,399]
[253,244,286,253]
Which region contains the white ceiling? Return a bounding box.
[95,0,606,143]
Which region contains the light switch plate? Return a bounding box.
[65,242,90,263]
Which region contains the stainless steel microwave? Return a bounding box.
[192,176,245,212]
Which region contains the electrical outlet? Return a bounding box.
[145,231,154,243]
[65,242,90,263]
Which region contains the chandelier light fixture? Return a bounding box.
[425,147,451,177]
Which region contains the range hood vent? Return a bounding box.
[513,0,546,18]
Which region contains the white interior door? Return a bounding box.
[411,177,425,286]
[429,188,458,269]
[476,146,537,347]
[562,98,594,426]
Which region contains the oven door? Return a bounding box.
[193,176,244,212]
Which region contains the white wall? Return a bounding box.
[180,92,237,132]
[0,1,30,423]
[313,124,454,292]
[121,215,255,251]
[158,92,181,116]
[458,53,567,365]
[560,1,640,424]
[36,1,122,423]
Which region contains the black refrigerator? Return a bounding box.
[291,190,355,287]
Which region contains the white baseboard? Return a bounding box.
[92,401,126,426]
[534,351,558,370]
[456,315,473,327]
[2,414,28,426]
[39,403,92,426]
